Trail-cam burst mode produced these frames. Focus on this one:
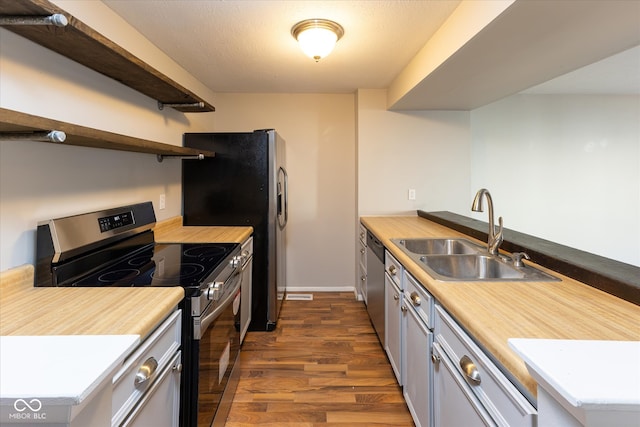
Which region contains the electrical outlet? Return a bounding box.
[408,189,416,200]
[159,194,166,210]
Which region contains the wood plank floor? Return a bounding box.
[226,292,415,427]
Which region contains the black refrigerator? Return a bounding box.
[182,129,288,331]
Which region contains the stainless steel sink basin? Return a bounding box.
[391,238,559,282]
[420,254,525,280]
[391,238,482,255]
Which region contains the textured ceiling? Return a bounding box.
[102,0,462,93]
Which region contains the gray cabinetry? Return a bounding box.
[402,271,434,427]
[358,224,367,302]
[384,251,403,385]
[433,304,536,427]
[432,341,494,426]
[112,309,182,427]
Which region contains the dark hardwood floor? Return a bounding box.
[226,292,414,426]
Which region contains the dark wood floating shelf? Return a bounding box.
[418,210,640,306]
[0,0,215,113]
[0,108,216,158]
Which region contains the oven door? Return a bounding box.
[193,270,242,427]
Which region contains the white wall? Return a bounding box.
[356,89,471,216]
[470,94,640,266]
[0,8,215,271]
[211,93,356,291]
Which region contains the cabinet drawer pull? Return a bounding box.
[460,355,481,385]
[134,357,158,386]
[388,265,397,276]
[410,292,421,306]
[360,248,365,254]
[393,293,399,301]
[401,305,407,312]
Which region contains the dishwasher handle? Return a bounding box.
[366,231,385,263]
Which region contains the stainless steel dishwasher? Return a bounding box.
[366,230,385,346]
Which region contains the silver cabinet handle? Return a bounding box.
[360,248,366,254]
[401,305,407,312]
[134,357,158,386]
[388,265,397,276]
[460,355,481,385]
[393,293,399,301]
[361,275,366,282]
[410,292,421,306]
[431,352,441,365]
[173,363,183,373]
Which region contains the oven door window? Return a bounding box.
[197,287,241,426]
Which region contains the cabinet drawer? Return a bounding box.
[434,305,536,426]
[404,271,433,330]
[121,350,181,427]
[358,223,367,246]
[112,309,182,426]
[385,250,403,290]
[358,239,367,270]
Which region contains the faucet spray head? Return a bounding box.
[471,188,488,212]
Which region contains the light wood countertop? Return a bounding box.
[154,216,253,243]
[0,218,250,340]
[0,265,183,338]
[361,216,640,397]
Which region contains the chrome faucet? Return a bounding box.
[471,188,504,255]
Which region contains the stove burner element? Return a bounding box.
[184,246,227,259]
[98,269,141,283]
[128,253,154,267]
[151,263,206,282]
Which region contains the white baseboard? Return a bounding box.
[286,286,355,293]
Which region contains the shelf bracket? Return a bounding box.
[0,130,66,143]
[0,14,68,27]
[156,153,205,163]
[157,101,205,111]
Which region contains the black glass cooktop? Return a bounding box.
[72,242,238,289]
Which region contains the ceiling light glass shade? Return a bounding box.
[291,19,344,62]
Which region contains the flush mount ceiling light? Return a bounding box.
[291,19,344,62]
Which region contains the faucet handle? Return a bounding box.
[511,252,530,267]
[488,216,504,255]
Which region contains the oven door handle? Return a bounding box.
[196,270,242,340]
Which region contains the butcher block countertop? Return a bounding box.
[0,217,249,339]
[154,216,253,243]
[0,265,183,338]
[361,216,640,398]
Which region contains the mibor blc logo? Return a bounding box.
[10,398,46,421]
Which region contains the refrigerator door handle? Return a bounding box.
[278,166,288,229]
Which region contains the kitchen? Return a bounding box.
[1,0,639,426]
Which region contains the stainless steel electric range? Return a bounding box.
[35,202,244,427]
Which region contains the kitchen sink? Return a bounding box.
[392,238,481,255]
[391,238,559,282]
[420,254,525,280]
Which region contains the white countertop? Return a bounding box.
[509,338,640,409]
[0,335,138,420]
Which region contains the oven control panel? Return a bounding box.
[98,211,135,232]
